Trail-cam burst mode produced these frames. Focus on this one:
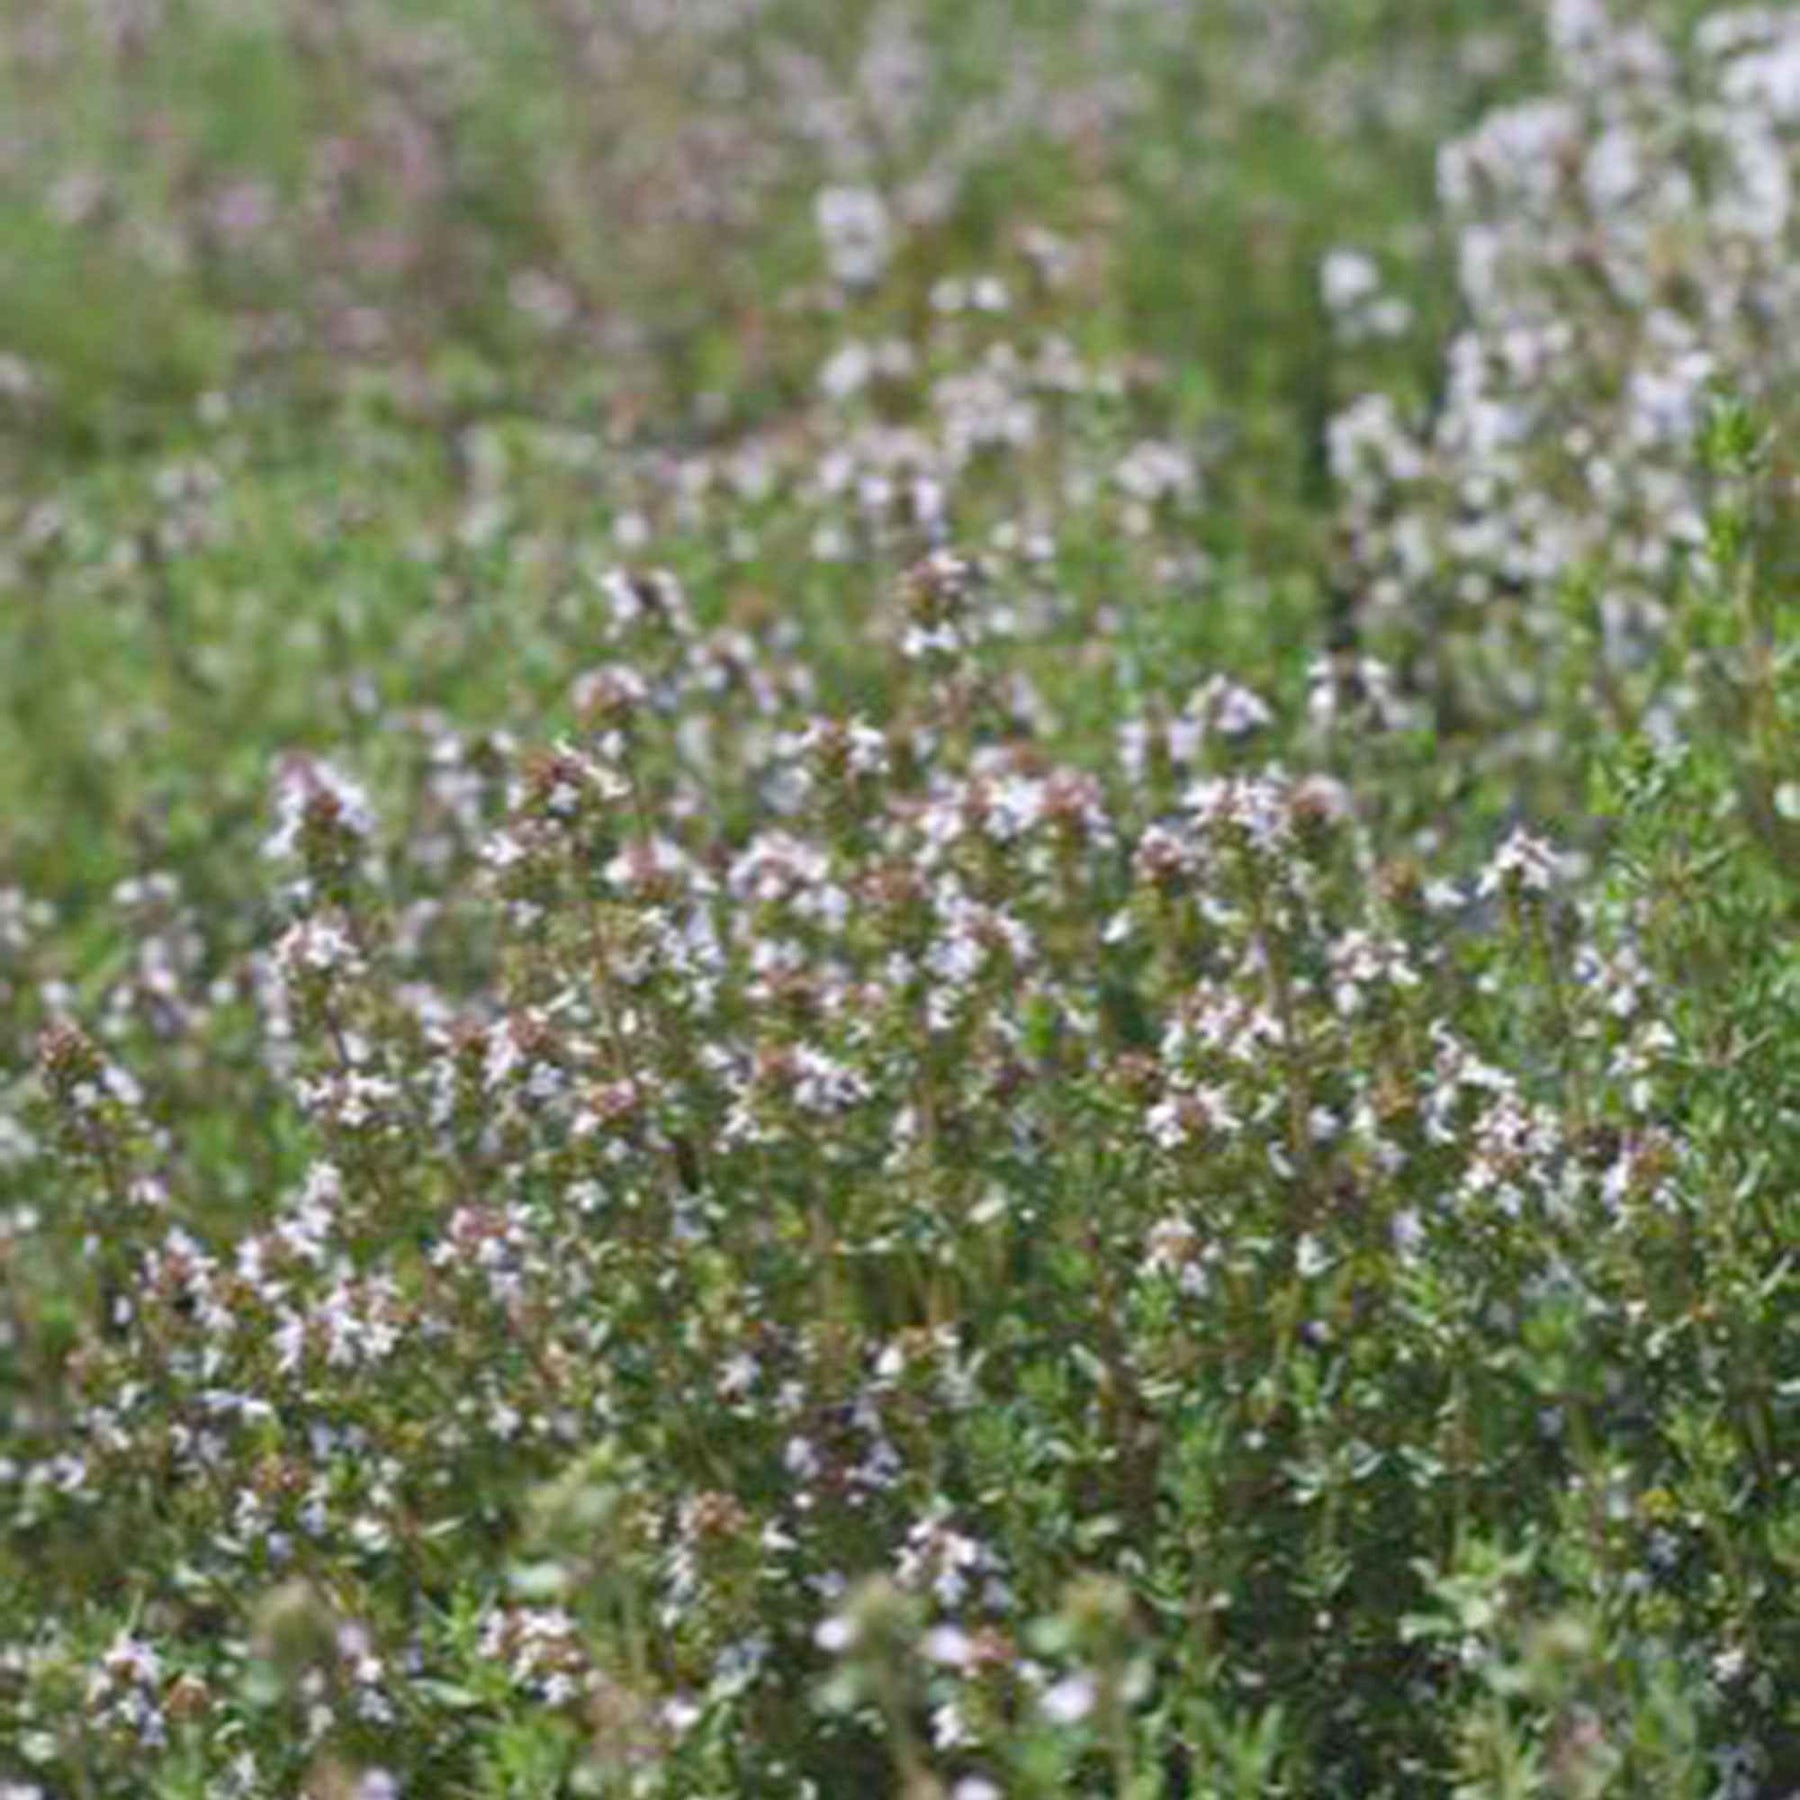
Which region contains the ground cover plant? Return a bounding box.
[4,0,1800,1794]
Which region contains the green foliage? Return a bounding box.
[4,1,1800,1796]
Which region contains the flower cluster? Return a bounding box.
[5,2,1800,1796]
[1332,1,1800,773]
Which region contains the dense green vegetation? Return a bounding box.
[4,1,1800,1794]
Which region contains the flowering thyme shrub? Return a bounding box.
[1332,1,1800,792]
[4,2,1800,1797]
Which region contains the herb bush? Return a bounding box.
[3,2,1800,1795]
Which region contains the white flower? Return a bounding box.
[820,342,874,401]
[1479,828,1562,898]
[816,187,892,287]
[662,1695,703,1734]
[1321,248,1380,313]
[1041,1670,1097,1725]
[264,758,376,862]
[931,1699,971,1748]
